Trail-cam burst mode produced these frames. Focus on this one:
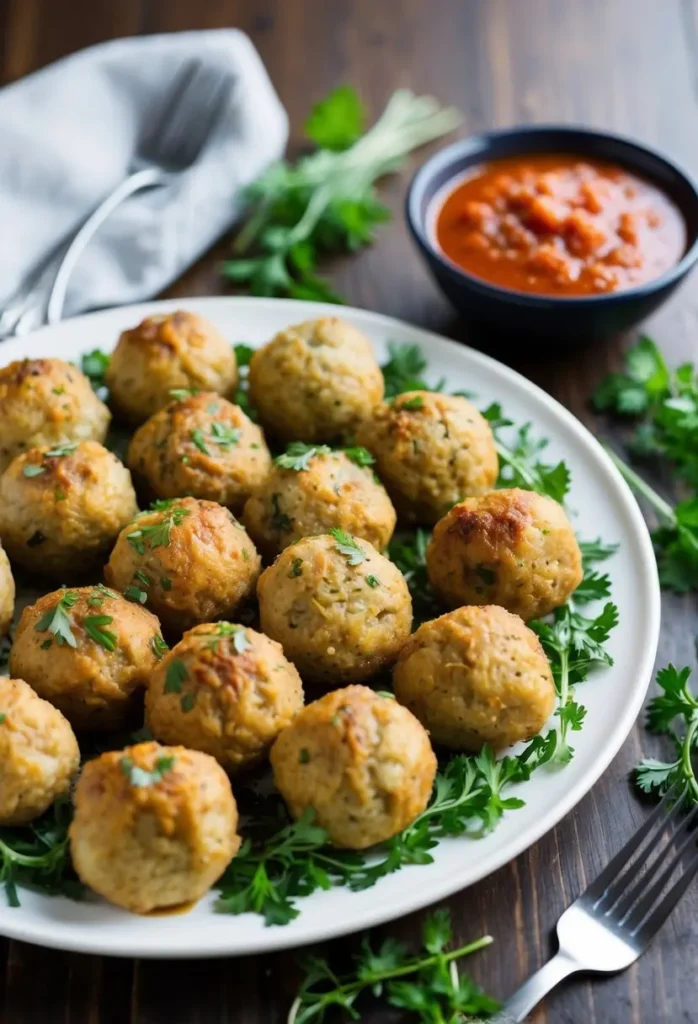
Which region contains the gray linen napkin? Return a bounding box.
[0,30,288,318]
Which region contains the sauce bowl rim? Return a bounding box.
[406,123,698,308]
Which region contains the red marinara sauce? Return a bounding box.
[433,154,686,297]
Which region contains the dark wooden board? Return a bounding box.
[2,1,698,1020]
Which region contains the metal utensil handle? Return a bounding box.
[493,952,580,1022]
[46,165,165,325]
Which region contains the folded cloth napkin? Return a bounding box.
[0,30,288,318]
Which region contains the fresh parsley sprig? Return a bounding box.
[605,448,698,592]
[127,500,190,554]
[223,87,460,302]
[483,403,571,503]
[275,442,332,471]
[288,909,498,1023]
[636,665,698,802]
[33,591,79,648]
[0,798,81,907]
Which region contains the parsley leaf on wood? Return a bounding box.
[223,88,460,301]
[288,909,497,1023]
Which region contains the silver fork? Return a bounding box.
[495,786,698,1022]
[0,57,235,337]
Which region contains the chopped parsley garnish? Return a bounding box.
[234,343,255,367]
[289,558,304,578]
[169,387,199,401]
[343,446,375,467]
[366,574,380,588]
[328,527,365,565]
[83,615,118,652]
[43,442,79,459]
[399,394,425,410]
[207,622,251,654]
[34,591,78,648]
[164,659,188,694]
[382,341,438,397]
[120,755,175,788]
[298,748,311,764]
[23,465,45,478]
[151,635,169,660]
[124,585,147,604]
[270,493,293,531]
[160,576,172,591]
[275,442,331,471]
[0,714,6,725]
[209,421,241,450]
[191,428,209,454]
[127,501,190,554]
[87,584,118,606]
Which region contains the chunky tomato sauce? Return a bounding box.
[434,154,686,296]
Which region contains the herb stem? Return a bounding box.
[495,440,540,492]
[605,447,676,523]
[681,716,698,802]
[287,935,494,1024]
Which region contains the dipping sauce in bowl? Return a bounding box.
[434,154,686,297]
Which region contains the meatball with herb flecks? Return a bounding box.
[0,440,138,579]
[105,497,261,636]
[248,318,384,444]
[243,443,396,560]
[0,676,80,826]
[356,391,498,524]
[70,742,240,913]
[127,392,271,512]
[106,311,237,424]
[0,542,14,636]
[426,487,583,620]
[257,532,412,687]
[270,685,436,849]
[146,622,304,773]
[393,605,556,751]
[0,357,110,474]
[9,584,166,731]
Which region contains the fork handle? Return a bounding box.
[494,951,581,1022]
[46,166,165,325]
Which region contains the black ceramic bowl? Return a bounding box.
[406,125,698,344]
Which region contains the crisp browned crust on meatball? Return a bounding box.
[10,585,165,731]
[248,318,384,443]
[257,534,412,687]
[127,392,272,511]
[0,440,138,578]
[0,676,80,826]
[242,448,396,560]
[106,311,238,424]
[0,542,14,636]
[270,685,436,849]
[426,488,583,620]
[104,497,261,636]
[146,622,304,773]
[70,742,240,913]
[0,358,110,474]
[393,605,556,751]
[356,391,499,524]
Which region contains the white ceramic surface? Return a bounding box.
[0,297,660,958]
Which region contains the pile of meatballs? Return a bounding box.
[0,311,584,916]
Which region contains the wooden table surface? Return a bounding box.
[2,1,698,1021]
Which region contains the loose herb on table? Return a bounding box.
[223,86,460,302]
[287,909,498,1023]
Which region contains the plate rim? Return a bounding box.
[0,295,661,958]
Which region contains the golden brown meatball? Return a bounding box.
[105,497,261,636]
[270,685,436,849]
[127,392,271,512]
[70,742,240,914]
[146,622,304,773]
[257,533,412,687]
[10,585,166,731]
[0,358,110,474]
[106,311,238,424]
[0,441,138,578]
[356,391,498,525]
[0,542,14,636]
[426,488,583,620]
[248,318,384,443]
[243,445,396,561]
[393,605,556,751]
[0,676,80,826]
